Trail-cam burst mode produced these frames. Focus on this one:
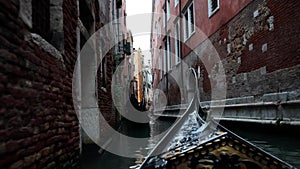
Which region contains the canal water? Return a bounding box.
[81,118,300,169]
[220,121,300,168]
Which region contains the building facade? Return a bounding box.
[132,48,144,104]
[151,0,300,123]
[0,0,128,168]
[143,65,153,110]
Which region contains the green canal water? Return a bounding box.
[80,118,300,169]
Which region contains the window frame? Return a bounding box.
[183,1,195,41]
[167,35,171,71]
[174,0,179,7]
[163,38,168,74]
[159,49,163,79]
[158,18,161,38]
[175,22,181,65]
[155,21,158,40]
[167,0,171,20]
[163,5,166,28]
[32,0,50,42]
[208,0,220,18]
[19,0,64,52]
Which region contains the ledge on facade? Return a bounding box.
[101,87,107,92]
[153,91,300,120]
[155,99,300,111]
[78,19,91,40]
[26,33,66,69]
[200,90,300,107]
[216,117,300,126]
[154,104,188,112]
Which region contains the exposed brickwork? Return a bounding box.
[206,0,300,100]
[0,0,80,168]
[238,0,300,73]
[155,0,300,104]
[191,0,300,101]
[63,0,78,73]
[1,0,124,167]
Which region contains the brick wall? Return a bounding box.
[162,0,300,104]
[0,0,79,168]
[207,0,300,100]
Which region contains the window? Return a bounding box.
[30,0,64,52]
[101,57,107,88]
[163,6,166,27]
[164,40,167,74]
[175,22,180,65]
[158,18,161,37]
[167,0,171,20]
[80,0,94,33]
[32,0,50,42]
[183,2,195,41]
[174,0,179,7]
[159,51,163,79]
[155,21,158,38]
[208,0,219,17]
[167,35,171,70]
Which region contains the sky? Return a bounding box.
[126,0,152,66]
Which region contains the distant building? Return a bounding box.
[133,48,144,104]
[143,64,153,110]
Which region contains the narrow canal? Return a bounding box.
[220,121,300,168]
[81,118,300,169]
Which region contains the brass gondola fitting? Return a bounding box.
[196,146,202,150]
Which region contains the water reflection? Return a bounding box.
[81,118,300,169]
[221,121,300,168]
[140,118,300,168]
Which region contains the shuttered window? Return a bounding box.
[183,2,195,41]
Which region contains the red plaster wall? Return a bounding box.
[182,0,252,57]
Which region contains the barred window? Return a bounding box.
[32,0,50,41]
